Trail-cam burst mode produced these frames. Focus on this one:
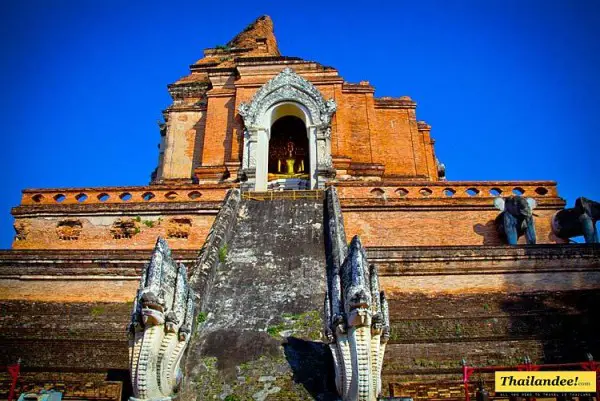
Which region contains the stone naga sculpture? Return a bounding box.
[494,196,537,245]
[128,237,195,401]
[323,235,390,401]
[552,197,600,243]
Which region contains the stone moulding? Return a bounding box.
[324,187,390,401]
[190,188,241,307]
[128,237,195,401]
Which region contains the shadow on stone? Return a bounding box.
[473,220,501,245]
[283,336,339,400]
[201,329,281,378]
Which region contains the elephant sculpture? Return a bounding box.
[494,196,537,245]
[552,197,600,243]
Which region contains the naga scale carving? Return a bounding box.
[324,235,390,401]
[128,237,195,401]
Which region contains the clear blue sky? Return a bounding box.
[1,0,599,248]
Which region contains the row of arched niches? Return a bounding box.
[28,190,203,204]
[23,185,552,205]
[370,186,549,198]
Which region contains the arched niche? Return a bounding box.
[257,102,315,190]
[238,68,336,191]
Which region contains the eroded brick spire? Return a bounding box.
[226,15,280,56]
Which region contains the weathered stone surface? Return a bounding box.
[191,189,241,308]
[181,197,337,400]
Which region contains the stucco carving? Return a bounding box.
[128,237,195,401]
[13,221,30,241]
[317,127,332,140]
[241,129,258,170]
[166,218,192,239]
[238,68,336,128]
[317,139,332,168]
[111,218,138,239]
[56,219,83,241]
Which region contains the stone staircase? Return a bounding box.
[182,191,338,400]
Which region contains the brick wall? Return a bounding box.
[0,372,124,401]
[12,213,215,250]
[158,59,441,182]
[161,111,205,181]
[371,245,600,399]
[345,208,561,246]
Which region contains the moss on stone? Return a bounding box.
[90,306,105,316]
[188,334,335,400]
[218,244,228,263]
[196,311,207,325]
[266,310,322,341]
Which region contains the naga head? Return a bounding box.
[346,288,372,327]
[140,291,166,326]
[164,311,179,333]
[332,313,346,335]
[371,313,383,335]
[342,236,373,328]
[178,326,191,342]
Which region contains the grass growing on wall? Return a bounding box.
[218,244,228,263]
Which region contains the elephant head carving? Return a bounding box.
[552,197,600,243]
[494,196,537,245]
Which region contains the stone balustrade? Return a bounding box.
[20,185,235,206]
[333,181,559,200]
[17,181,560,209]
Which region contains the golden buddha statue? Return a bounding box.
[269,138,308,180]
[279,141,303,175]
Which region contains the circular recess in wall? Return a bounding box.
[188,191,202,200]
[395,188,409,197]
[535,187,548,196]
[466,188,480,197]
[54,194,66,203]
[489,188,502,196]
[370,188,385,198]
[419,188,433,197]
[32,194,44,203]
[443,188,456,197]
[512,187,525,196]
[75,193,88,203]
[97,193,110,202]
[142,192,155,201]
[165,191,178,200]
[119,192,132,201]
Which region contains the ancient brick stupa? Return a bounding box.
[1,15,598,401]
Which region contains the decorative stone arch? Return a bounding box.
[238,68,336,191]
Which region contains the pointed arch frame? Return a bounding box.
[238,68,337,191]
